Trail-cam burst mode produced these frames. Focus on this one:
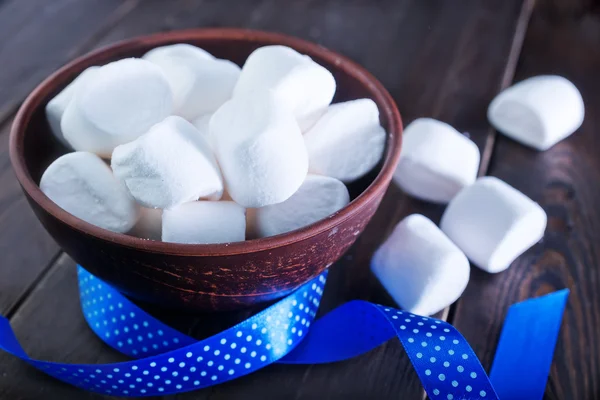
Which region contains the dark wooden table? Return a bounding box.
[0,0,598,399]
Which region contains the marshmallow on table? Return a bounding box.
[233,45,336,131]
[162,201,245,244]
[488,75,584,150]
[250,174,350,238]
[112,116,223,209]
[40,152,139,233]
[61,58,173,157]
[143,44,241,121]
[371,214,470,316]
[129,207,162,240]
[45,66,99,148]
[210,89,308,208]
[303,98,386,183]
[440,176,547,273]
[393,118,480,203]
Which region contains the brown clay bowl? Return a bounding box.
[10,28,403,312]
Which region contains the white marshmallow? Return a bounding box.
[112,116,223,209]
[142,43,215,62]
[251,174,350,238]
[440,177,547,273]
[191,113,214,148]
[45,66,99,147]
[40,152,139,233]
[210,90,308,208]
[488,75,584,150]
[234,45,335,131]
[393,118,480,203]
[304,99,386,183]
[371,214,470,316]
[129,207,162,241]
[61,58,173,157]
[143,44,240,121]
[162,201,245,244]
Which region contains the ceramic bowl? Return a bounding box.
[10,28,403,311]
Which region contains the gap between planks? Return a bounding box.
[5,252,63,319]
[445,0,535,327]
[425,1,536,398]
[475,0,537,179]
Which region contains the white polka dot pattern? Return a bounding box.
[30,267,324,396]
[377,307,497,399]
[79,269,196,357]
[0,267,502,399]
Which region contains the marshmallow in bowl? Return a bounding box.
[488,75,584,150]
[250,174,350,238]
[61,58,173,157]
[45,66,99,148]
[40,152,139,233]
[162,201,245,244]
[393,118,480,203]
[143,44,241,121]
[210,89,308,208]
[112,116,223,209]
[191,113,214,148]
[233,45,336,131]
[129,207,162,241]
[304,98,386,183]
[371,214,470,316]
[142,43,214,63]
[440,177,547,273]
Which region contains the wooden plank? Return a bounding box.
[0,120,60,316]
[0,1,530,399]
[0,255,131,400]
[0,0,143,315]
[451,2,600,399]
[0,0,137,123]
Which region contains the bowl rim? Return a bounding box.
[10,28,402,257]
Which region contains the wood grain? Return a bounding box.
[0,0,138,123]
[0,0,143,314]
[0,120,59,316]
[451,2,600,399]
[0,255,131,400]
[0,0,530,399]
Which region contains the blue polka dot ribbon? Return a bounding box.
[0,266,568,399]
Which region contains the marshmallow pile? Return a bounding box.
[376,76,583,316]
[42,44,386,244]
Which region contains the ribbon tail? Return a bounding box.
[281,300,396,363]
[490,289,569,400]
[283,301,499,400]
